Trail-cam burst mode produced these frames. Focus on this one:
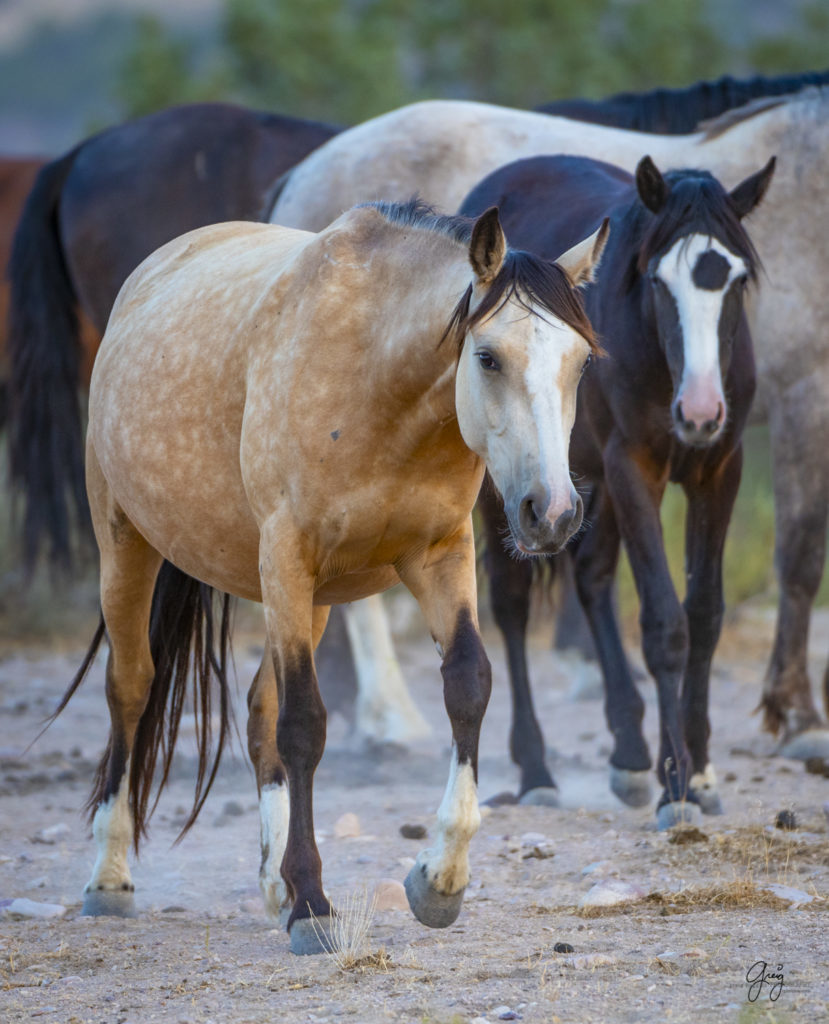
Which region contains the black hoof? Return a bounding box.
[81,889,137,917]
[289,915,335,955]
[404,863,464,928]
[518,786,560,807]
[609,767,652,808]
[656,801,702,831]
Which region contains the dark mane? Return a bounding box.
[635,169,761,281]
[537,69,829,134]
[365,198,597,352]
[446,250,598,354]
[361,196,475,246]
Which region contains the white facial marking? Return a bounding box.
[259,781,290,917]
[85,773,134,893]
[524,316,583,525]
[415,746,480,895]
[655,234,746,420]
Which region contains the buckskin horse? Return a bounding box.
[460,153,774,825]
[270,89,829,758]
[56,201,606,952]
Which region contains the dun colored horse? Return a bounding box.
[60,201,605,952]
[461,154,774,825]
[270,89,829,757]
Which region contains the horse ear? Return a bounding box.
[729,156,776,219]
[556,218,610,288]
[636,156,668,213]
[469,207,506,283]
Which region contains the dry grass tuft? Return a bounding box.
[310,888,392,971]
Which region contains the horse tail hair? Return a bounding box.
[7,144,90,574]
[68,562,234,850]
[126,562,234,848]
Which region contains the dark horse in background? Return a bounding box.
[539,67,829,759]
[460,152,775,827]
[539,69,829,132]
[7,101,340,571]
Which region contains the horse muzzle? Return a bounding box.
[509,487,583,555]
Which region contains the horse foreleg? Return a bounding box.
[82,446,162,915]
[763,396,829,751]
[397,521,491,928]
[344,595,432,746]
[604,437,697,830]
[570,483,652,808]
[478,480,555,802]
[681,447,743,815]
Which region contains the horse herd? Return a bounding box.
[4,70,829,954]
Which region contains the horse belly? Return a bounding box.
[313,567,400,605]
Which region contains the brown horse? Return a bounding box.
[62,201,606,953]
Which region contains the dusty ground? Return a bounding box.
[1,598,828,1024]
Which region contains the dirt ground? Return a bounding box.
[1,597,828,1024]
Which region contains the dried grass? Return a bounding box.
[309,888,392,972]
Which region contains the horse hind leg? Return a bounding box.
[82,449,162,916]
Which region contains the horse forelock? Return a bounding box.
[636,171,760,281]
[443,250,598,356]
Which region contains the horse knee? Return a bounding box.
[641,607,688,678]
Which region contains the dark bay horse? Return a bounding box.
[60,200,605,952]
[460,153,775,826]
[7,101,340,570]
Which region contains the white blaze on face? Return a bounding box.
[523,314,586,525]
[655,234,747,427]
[259,781,290,917]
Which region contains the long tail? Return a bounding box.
[7,145,90,573]
[54,562,234,850]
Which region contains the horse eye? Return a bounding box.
[580,355,592,376]
[477,351,499,371]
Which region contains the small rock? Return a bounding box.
[494,1007,521,1021]
[553,941,575,953]
[2,898,66,919]
[161,905,187,913]
[240,898,262,914]
[563,952,618,969]
[333,812,361,839]
[400,823,427,840]
[222,800,245,817]
[774,810,798,831]
[31,823,70,845]
[373,878,409,911]
[724,771,738,782]
[581,860,612,877]
[579,879,645,909]
[764,883,814,907]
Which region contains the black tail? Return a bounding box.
[7,145,90,574]
[54,562,234,850]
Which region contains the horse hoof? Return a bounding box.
[609,767,652,808]
[779,729,829,761]
[404,863,464,928]
[81,889,137,917]
[289,915,335,956]
[482,791,518,807]
[656,801,702,831]
[519,786,560,807]
[692,789,723,815]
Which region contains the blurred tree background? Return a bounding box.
[116,0,829,124]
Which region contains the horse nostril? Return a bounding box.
[519,495,541,531]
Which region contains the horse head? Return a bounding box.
[455,208,608,555]
[636,154,775,447]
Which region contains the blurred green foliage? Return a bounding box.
[117,0,829,124]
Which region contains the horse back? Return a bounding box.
[460,154,633,263]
